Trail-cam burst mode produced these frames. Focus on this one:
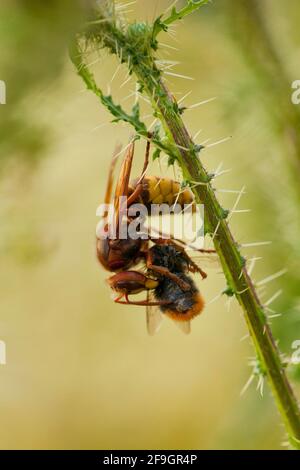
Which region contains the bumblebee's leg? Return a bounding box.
[145,250,191,291]
[169,242,208,279]
[150,236,208,279]
[185,257,207,279]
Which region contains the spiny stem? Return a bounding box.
[153,0,210,38]
[70,0,300,448]
[164,0,209,25]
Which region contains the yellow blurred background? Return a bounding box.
[0,0,299,449]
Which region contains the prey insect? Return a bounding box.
[97,137,216,333]
[108,244,206,335]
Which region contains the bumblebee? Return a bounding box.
[108,244,207,335]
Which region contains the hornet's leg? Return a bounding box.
[114,293,171,307]
[126,134,152,207]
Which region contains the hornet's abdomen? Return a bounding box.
[130,176,195,209]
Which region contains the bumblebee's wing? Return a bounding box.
[173,320,191,335]
[146,291,163,336]
[170,238,221,270]
[186,251,220,270]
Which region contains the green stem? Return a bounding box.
[70,1,300,448]
[153,0,210,37]
[132,63,300,448]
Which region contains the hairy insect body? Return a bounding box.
[155,273,204,321]
[149,245,205,321]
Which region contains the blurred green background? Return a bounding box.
[0,0,299,450]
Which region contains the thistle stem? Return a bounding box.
[70,0,300,448]
[133,63,300,449]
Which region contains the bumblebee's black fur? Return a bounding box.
[155,272,198,313]
[150,245,199,314]
[149,245,188,273]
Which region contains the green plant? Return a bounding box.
[216,0,300,367]
[70,0,300,448]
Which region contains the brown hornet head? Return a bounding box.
[97,236,144,272]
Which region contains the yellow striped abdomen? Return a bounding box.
[130,176,195,208]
